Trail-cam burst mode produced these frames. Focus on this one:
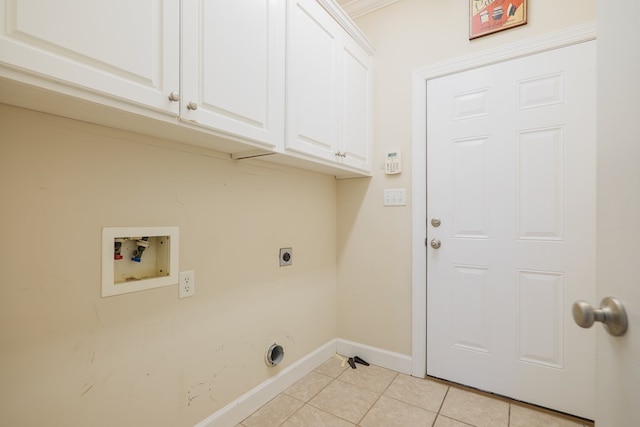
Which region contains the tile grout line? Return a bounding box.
[430,385,450,427]
[354,370,399,426]
[278,365,345,426]
[278,395,306,426]
[308,375,360,426]
[250,358,590,427]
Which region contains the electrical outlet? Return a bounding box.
[279,248,292,267]
[179,270,195,298]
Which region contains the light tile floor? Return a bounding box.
[240,357,594,427]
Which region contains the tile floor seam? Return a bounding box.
[304,377,370,425]
[277,395,306,426]
[353,370,399,426]
[327,377,373,424]
[372,393,441,426]
[284,371,337,403]
[438,415,476,427]
[301,402,357,426]
[430,385,451,427]
[244,357,593,426]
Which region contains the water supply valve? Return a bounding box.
[114,238,125,260]
[131,237,150,262]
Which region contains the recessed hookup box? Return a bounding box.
[101,226,179,297]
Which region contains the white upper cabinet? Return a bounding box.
[286,0,340,159]
[286,0,373,173]
[340,33,372,172]
[181,0,286,149]
[0,0,180,115]
[0,0,373,176]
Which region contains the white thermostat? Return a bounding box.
[385,151,402,174]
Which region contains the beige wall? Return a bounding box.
[337,0,596,355]
[0,104,337,427]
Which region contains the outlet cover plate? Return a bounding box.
[179,270,195,298]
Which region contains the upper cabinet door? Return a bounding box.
[339,34,372,172]
[286,0,373,174]
[286,0,341,160]
[181,0,285,149]
[0,0,180,115]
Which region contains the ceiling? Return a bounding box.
[335,0,401,19]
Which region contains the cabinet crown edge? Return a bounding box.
[317,0,376,55]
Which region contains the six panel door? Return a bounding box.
[426,41,596,419]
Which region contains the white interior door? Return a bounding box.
[427,41,596,419]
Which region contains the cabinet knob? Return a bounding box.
[168,91,180,102]
[187,101,198,111]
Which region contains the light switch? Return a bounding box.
[384,189,406,206]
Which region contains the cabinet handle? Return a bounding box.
[335,151,347,158]
[168,91,180,102]
[187,101,198,111]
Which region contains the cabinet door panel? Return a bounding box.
[286,0,340,159]
[340,37,372,171]
[181,0,285,148]
[0,0,179,114]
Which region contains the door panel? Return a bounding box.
[427,41,596,418]
[181,0,285,147]
[0,0,179,114]
[285,0,340,158]
[340,36,372,171]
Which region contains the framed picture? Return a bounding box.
[470,0,527,40]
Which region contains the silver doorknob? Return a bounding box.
[431,217,442,227]
[168,91,180,102]
[572,297,628,337]
[430,238,441,249]
[187,101,198,111]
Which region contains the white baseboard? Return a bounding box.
[194,338,413,426]
[336,338,413,375]
[195,339,337,427]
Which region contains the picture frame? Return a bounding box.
[469,0,527,40]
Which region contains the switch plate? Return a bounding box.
[179,270,195,298]
[384,189,407,206]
